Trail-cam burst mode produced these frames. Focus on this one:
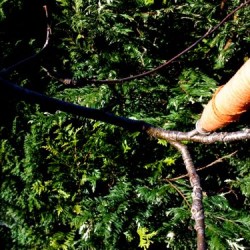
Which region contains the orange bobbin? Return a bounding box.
[196,59,250,133]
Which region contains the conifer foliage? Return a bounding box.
[0,0,250,249]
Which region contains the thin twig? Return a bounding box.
[43,1,250,85]
[165,179,191,208]
[167,151,238,181]
[42,67,75,86]
[0,5,51,76]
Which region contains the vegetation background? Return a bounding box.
[0,0,250,249]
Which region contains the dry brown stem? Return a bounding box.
[165,178,191,208]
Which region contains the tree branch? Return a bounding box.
[145,127,250,143]
[1,76,250,144]
[0,77,148,131]
[169,141,206,250]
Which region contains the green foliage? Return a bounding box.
[205,195,250,249]
[0,0,250,249]
[137,227,157,249]
[0,0,7,21]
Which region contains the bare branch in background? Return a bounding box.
[0,5,51,76]
[42,1,250,86]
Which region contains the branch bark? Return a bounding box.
[1,2,250,249]
[169,141,206,250]
[0,77,148,131]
